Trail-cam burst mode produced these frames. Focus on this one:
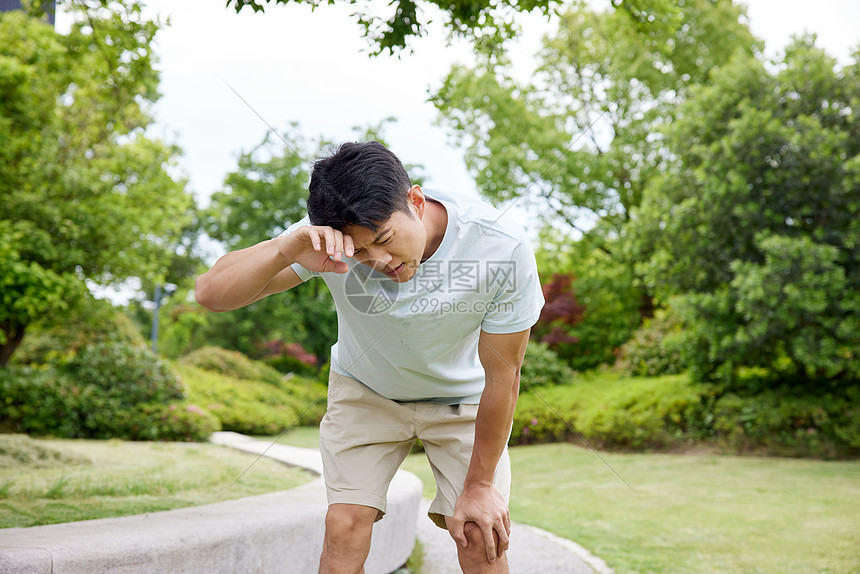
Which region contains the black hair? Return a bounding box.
[307,141,413,232]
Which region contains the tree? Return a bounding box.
[0,2,192,365]
[225,0,554,55]
[431,0,757,367]
[433,0,757,246]
[196,126,328,363]
[533,230,643,370]
[630,38,860,384]
[206,128,310,249]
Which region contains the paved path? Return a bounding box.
[214,432,612,574]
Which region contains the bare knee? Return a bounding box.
[463,521,493,549]
[324,504,376,545]
[455,522,507,573]
[319,505,378,574]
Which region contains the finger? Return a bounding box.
[496,525,509,558]
[332,230,345,261]
[504,512,511,536]
[343,233,354,258]
[450,519,467,548]
[482,526,496,563]
[320,256,348,274]
[307,228,321,251]
[322,227,336,256]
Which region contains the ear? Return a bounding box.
[407,185,426,218]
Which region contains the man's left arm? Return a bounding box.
[449,327,530,563]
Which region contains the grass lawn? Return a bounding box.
[0,435,315,529]
[273,426,860,573]
[404,444,860,574]
[264,426,322,449]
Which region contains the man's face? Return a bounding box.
[343,206,426,283]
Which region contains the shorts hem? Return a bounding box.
[427,499,455,530]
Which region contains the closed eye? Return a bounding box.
[354,233,393,255]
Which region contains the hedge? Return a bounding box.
[176,347,328,435]
[1,360,219,442]
[513,372,859,458]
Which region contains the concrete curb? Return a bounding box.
[211,431,325,475]
[211,432,423,574]
[0,433,422,574]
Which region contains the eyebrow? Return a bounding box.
[355,227,392,251]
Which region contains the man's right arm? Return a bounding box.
[195,226,353,313]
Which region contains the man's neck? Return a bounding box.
[422,199,448,262]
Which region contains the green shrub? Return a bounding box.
[175,362,327,435]
[616,308,686,377]
[257,339,320,378]
[0,363,218,441]
[533,243,643,372]
[4,304,223,442]
[118,402,221,442]
[712,385,860,458]
[572,374,709,449]
[12,298,147,366]
[1,365,79,437]
[510,393,573,444]
[181,346,285,387]
[156,298,211,359]
[179,347,328,425]
[511,371,859,458]
[67,342,186,404]
[520,340,576,392]
[263,354,319,379]
[61,342,186,437]
[277,373,329,425]
[512,373,707,449]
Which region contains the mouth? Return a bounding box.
[384,263,406,277]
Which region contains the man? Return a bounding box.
[196,141,544,573]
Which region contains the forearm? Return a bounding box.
[465,370,519,487]
[449,329,528,559]
[467,328,530,487]
[195,237,293,312]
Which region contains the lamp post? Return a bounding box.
[150,283,177,354]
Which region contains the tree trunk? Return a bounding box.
[0,322,26,367]
[638,291,656,320]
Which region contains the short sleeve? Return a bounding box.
[281,216,320,282]
[480,236,545,334]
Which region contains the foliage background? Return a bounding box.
[1,0,858,463]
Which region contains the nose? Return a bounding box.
[363,246,392,269]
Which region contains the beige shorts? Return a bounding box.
[319,371,511,529]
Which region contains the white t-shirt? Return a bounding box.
[284,189,545,404]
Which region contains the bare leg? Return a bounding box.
[445,517,509,574]
[318,503,378,574]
